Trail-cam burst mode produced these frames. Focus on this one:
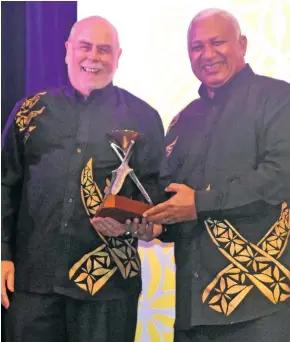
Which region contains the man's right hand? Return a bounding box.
[125,218,163,241]
[1,261,15,309]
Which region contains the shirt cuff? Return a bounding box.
[195,189,220,214]
[158,224,178,242]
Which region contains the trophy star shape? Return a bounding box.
[95,130,153,223]
[106,130,137,196]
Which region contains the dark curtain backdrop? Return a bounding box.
[1,1,77,132]
[26,1,77,95]
[1,1,26,132]
[1,2,77,339]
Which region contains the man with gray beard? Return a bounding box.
[1,16,165,342]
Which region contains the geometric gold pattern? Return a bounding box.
[165,111,181,158]
[166,112,181,134]
[80,158,104,216]
[69,158,141,295]
[69,244,118,295]
[15,92,46,132]
[166,137,178,157]
[203,203,290,315]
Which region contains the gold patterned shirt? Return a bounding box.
[162,65,290,328]
[1,83,166,300]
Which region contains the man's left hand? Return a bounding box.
[90,217,127,237]
[143,183,197,224]
[125,218,162,241]
[90,216,162,240]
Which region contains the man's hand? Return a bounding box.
[1,260,15,309]
[90,217,127,237]
[125,218,162,241]
[143,183,197,224]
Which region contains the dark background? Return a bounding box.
[1,1,77,133]
[1,1,77,339]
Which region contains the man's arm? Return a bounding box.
[144,92,290,226]
[196,97,290,218]
[2,103,24,261]
[135,107,170,205]
[152,113,183,242]
[1,102,24,308]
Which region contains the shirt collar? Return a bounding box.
[198,64,254,103]
[65,81,115,104]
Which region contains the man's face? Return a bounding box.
[65,19,122,96]
[187,15,247,88]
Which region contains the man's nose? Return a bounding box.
[202,44,216,59]
[87,48,101,61]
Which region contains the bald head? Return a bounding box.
[187,8,247,93]
[68,16,120,48]
[65,16,122,96]
[189,9,241,40]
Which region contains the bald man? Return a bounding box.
[1,16,166,342]
[144,8,290,342]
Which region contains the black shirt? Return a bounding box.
[1,82,166,300]
[162,65,290,328]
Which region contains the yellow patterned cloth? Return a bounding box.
[69,158,141,295]
[203,203,290,316]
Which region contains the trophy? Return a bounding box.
[94,130,153,223]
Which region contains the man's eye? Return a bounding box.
[192,45,202,52]
[213,41,225,46]
[80,46,90,51]
[99,47,111,54]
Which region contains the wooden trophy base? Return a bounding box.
[94,194,153,223]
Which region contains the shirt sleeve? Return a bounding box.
[156,114,182,243]
[135,108,171,205]
[1,102,25,261]
[195,95,290,218]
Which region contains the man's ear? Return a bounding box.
[65,41,69,64]
[239,35,247,57]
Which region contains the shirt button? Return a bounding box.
[194,272,199,278]
[68,198,73,203]
[77,148,81,153]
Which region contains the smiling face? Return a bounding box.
[187,11,247,90]
[65,16,122,96]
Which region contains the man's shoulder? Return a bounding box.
[253,73,290,88]
[183,97,204,112]
[246,73,290,125]
[16,86,66,108]
[166,98,204,134]
[115,86,158,115]
[115,86,164,136]
[174,97,205,120]
[251,73,290,100]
